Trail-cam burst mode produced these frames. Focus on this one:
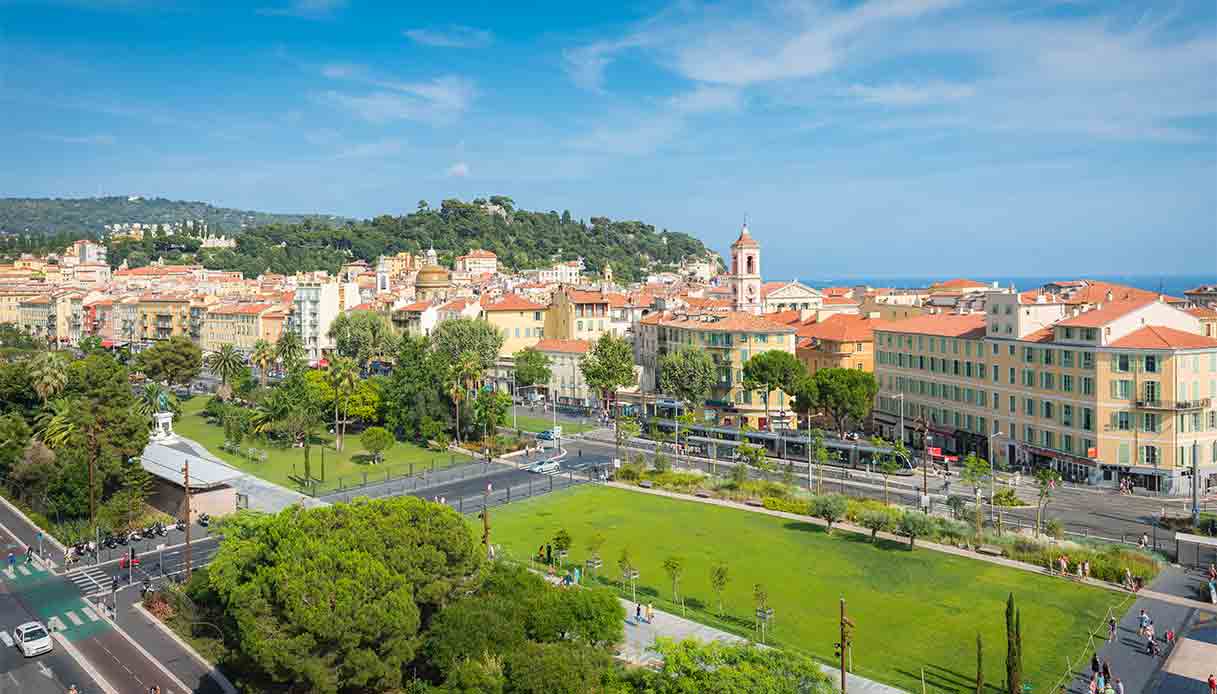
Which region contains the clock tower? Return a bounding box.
[729,223,762,315]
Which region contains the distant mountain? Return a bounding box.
[0,196,346,235]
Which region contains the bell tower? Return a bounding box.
[729,223,762,314]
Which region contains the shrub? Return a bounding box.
[898,512,934,549]
[652,453,671,474]
[810,494,849,533]
[1044,519,1064,540]
[945,496,968,520]
[845,498,889,524]
[615,462,644,482]
[991,488,1026,507]
[859,508,900,541]
[762,497,811,515]
[934,518,972,546]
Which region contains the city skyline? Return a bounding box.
[2,0,1215,275]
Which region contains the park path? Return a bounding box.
[614,595,905,694]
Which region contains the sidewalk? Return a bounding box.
[616,597,904,694]
[1062,568,1201,694]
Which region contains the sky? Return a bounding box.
[1,0,1215,279]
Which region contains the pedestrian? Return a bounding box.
[1145,622,1155,642]
[1087,675,1097,694]
[1138,533,1148,549]
[635,603,642,623]
[1208,564,1216,582]
[1164,628,1175,647]
[6,552,12,570]
[1124,568,1134,590]
[68,687,79,694]
[647,603,654,623]
[1101,660,1111,682]
[1138,609,1150,636]
[1103,683,1115,694]
[1090,654,1100,678]
[1097,674,1105,691]
[1083,560,1091,579]
[1107,616,1117,642]
[25,545,33,563]
[1208,673,1215,694]
[1115,678,1124,694]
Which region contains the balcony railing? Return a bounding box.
[1135,398,1211,410]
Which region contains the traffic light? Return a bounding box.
[834,642,842,658]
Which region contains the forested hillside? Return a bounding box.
[0,196,343,235]
[107,196,717,283]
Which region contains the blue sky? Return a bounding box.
[2,0,1215,278]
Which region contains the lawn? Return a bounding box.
[483,485,1126,694]
[510,413,595,435]
[175,397,467,495]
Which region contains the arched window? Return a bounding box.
[746,255,755,275]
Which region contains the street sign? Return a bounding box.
[927,447,942,457]
[1086,447,1098,458]
[553,425,563,438]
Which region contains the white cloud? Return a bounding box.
[318,67,476,123]
[259,0,346,19]
[562,35,650,93]
[335,138,407,159]
[404,26,492,48]
[849,82,975,106]
[445,162,470,177]
[40,133,116,145]
[668,85,742,114]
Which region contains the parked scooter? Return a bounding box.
[198,513,211,528]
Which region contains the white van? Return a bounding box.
[13,622,52,657]
[530,460,560,474]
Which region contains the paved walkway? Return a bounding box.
[169,435,327,512]
[616,597,904,694]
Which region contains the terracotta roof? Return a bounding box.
[798,314,875,343]
[138,293,189,303]
[821,286,852,297]
[760,281,787,298]
[823,296,860,305]
[931,278,989,289]
[730,225,759,248]
[683,296,733,311]
[1054,299,1157,328]
[564,288,626,306]
[1185,306,1217,319]
[481,293,546,311]
[1029,281,1162,306]
[1023,326,1056,343]
[395,300,432,312]
[872,314,986,339]
[1109,326,1217,350]
[350,302,377,311]
[535,338,592,354]
[640,310,796,334]
[764,309,804,325]
[439,299,470,312]
[458,249,497,259]
[210,303,272,316]
[114,265,196,277]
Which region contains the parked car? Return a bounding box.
[12,621,52,657]
[536,430,556,441]
[530,460,560,474]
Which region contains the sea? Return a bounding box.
[779,273,1213,298]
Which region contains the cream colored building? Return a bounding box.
[636,310,797,428]
[455,249,498,275]
[136,294,192,343]
[480,294,547,357]
[545,288,630,342]
[202,303,275,354]
[873,293,1217,495]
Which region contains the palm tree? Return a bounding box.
[251,339,275,387]
[205,344,245,387]
[135,382,177,422]
[363,318,394,370]
[276,331,305,372]
[449,350,483,446]
[30,352,69,404]
[325,356,359,452]
[35,398,75,448]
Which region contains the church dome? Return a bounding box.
[416,264,451,293]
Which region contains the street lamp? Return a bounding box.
[893,393,904,445]
[987,431,1004,525]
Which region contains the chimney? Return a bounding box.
[1105,290,1113,302]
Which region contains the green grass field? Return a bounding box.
[510,414,595,435]
[175,397,466,494]
[484,485,1127,693]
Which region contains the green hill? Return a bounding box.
[106,196,719,283]
[0,196,344,235]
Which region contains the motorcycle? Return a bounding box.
[116,533,128,546]
[198,513,211,528]
[174,519,186,532]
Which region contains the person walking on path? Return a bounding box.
[635,603,642,623]
[1101,660,1111,682]
[647,603,654,624]
[1207,673,1215,694]
[1090,654,1101,678]
[1138,610,1150,636]
[1107,616,1117,642]
[6,552,12,570]
[1115,678,1124,694]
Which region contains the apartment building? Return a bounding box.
[136,294,192,342]
[534,339,596,410]
[545,288,630,342]
[202,303,275,354]
[873,294,1217,495]
[289,281,360,363]
[796,314,876,375]
[480,294,548,357]
[455,249,498,275]
[0,286,46,325]
[636,310,797,428]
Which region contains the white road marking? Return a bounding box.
[0,630,13,647]
[82,605,100,621]
[65,610,84,626]
[47,616,65,631]
[16,564,30,576]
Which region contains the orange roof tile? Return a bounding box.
[480,293,546,311]
[210,303,273,315]
[931,278,989,289]
[458,249,497,259]
[535,338,592,354]
[823,296,860,305]
[798,314,876,343]
[640,311,796,333]
[395,300,432,312]
[730,225,759,248]
[821,286,852,297]
[760,281,788,298]
[1185,306,1217,319]
[1109,326,1217,350]
[764,309,804,325]
[872,314,986,339]
[1055,299,1157,328]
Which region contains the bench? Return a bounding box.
[977,545,1004,557]
[694,491,712,498]
[639,480,654,488]
[745,499,765,508]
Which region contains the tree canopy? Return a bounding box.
[812,367,879,437]
[134,336,202,385]
[512,347,551,389]
[658,346,717,408]
[580,334,637,408]
[431,317,505,373]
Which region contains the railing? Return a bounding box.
[1135,398,1211,410]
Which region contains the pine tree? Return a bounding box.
[976,633,985,694]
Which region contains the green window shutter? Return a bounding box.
[1118,443,1129,465]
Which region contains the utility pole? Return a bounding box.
[1192,441,1200,526]
[182,459,192,582]
[481,482,492,558]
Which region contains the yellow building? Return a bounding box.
[636,310,797,428]
[0,286,48,325]
[202,303,275,354]
[796,314,876,375]
[18,296,53,341]
[545,288,627,341]
[873,294,1217,495]
[136,294,192,342]
[480,294,547,357]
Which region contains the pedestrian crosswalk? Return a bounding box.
[46,603,103,633]
[67,565,112,596]
[1,559,49,581]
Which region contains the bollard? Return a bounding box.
[507,486,511,503]
[459,498,463,513]
[549,474,554,492]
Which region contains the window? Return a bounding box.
[1082,351,1094,369]
[1143,413,1158,433]
[1024,425,1034,442]
[1063,434,1073,453]
[1009,395,1016,413]
[1116,411,1131,431]
[1064,327,1075,340]
[514,327,520,337]
[1024,397,1035,416]
[576,320,583,332]
[977,391,987,407]
[1043,349,1054,366]
[1022,347,1034,363]
[1111,379,1132,400]
[1143,381,1159,402]
[1042,401,1054,420]
[1143,355,1158,373]
[1043,431,1054,450]
[1113,354,1130,372]
[1009,367,1016,384]
[1140,445,1159,465]
[1041,373,1055,390]
[1082,376,1094,395]
[1082,407,1094,431]
[1022,369,1035,387]
[978,363,987,380]
[1062,404,1073,427]
[1062,350,1074,367]
[1062,374,1073,392]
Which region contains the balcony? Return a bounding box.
[1135,398,1211,411]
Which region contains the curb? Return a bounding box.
[53,631,119,694]
[132,601,239,694]
[0,493,67,556]
[100,597,192,694]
